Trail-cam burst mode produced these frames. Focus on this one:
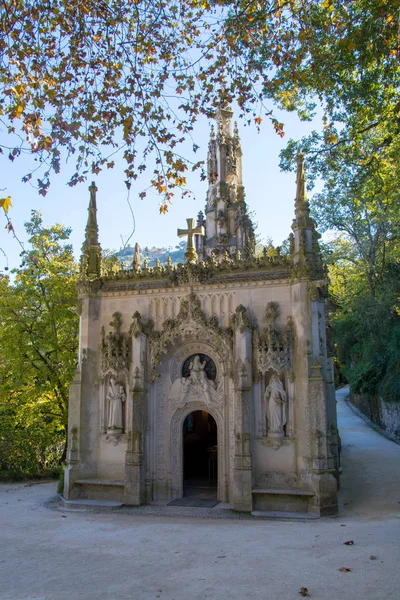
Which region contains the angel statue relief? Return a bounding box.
[107,375,126,431]
[169,355,223,409]
[265,374,287,438]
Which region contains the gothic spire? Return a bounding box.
[85,181,99,247]
[81,181,102,280]
[291,153,324,278]
[295,151,310,218]
[203,109,254,260]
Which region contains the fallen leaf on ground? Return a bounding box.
[340,524,346,527]
[217,555,226,558]
[343,540,354,545]
[339,567,352,572]
[299,588,310,597]
[370,555,377,560]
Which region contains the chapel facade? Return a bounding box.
[64,107,340,516]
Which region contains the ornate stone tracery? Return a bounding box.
[100,312,130,374]
[253,303,294,379]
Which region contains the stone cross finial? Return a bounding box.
[177,218,205,263]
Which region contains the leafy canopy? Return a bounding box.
[0,211,78,477]
[2,0,399,208]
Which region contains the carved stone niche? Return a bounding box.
[100,370,129,445]
[264,370,288,440]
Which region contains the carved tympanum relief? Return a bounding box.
[168,354,224,411]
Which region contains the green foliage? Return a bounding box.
[2,0,399,207]
[0,211,78,479]
[331,257,400,402]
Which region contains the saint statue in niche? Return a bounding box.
[265,374,287,438]
[107,375,126,431]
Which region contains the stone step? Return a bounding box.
[252,488,315,514]
[61,498,123,511]
[252,488,314,496]
[251,510,319,520]
[75,479,124,487]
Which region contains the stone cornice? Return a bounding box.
[97,263,290,293]
[97,272,291,296]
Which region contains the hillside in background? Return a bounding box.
[117,240,186,268]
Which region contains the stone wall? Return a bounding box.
[350,392,400,442]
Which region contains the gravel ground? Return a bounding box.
[1,387,399,600]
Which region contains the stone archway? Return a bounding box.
[170,402,226,502]
[183,410,218,497]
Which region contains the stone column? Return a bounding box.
[308,360,338,516]
[124,323,147,505]
[231,319,253,512]
[64,289,102,498]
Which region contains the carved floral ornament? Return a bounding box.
[253,302,294,380]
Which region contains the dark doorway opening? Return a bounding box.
[183,411,217,498]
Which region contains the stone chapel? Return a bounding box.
[64,106,340,516]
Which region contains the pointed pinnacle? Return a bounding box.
[85,181,99,247]
[295,151,308,208]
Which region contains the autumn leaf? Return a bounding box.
[0,196,12,213]
[339,567,352,572]
[254,117,262,125]
[299,587,310,597]
[343,540,354,545]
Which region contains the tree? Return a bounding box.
[2,1,399,209]
[0,212,78,477]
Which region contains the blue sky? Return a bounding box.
[0,106,322,271]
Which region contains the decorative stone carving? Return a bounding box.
[100,312,130,373]
[133,242,141,271]
[230,304,250,333]
[147,293,233,382]
[265,374,287,439]
[129,311,146,339]
[168,354,224,410]
[107,375,126,432]
[253,304,294,379]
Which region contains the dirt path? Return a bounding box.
[0,387,399,600]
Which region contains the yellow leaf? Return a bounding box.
[0,196,12,213]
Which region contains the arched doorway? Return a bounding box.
[183,410,217,498]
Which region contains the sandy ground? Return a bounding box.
[0,387,399,600]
